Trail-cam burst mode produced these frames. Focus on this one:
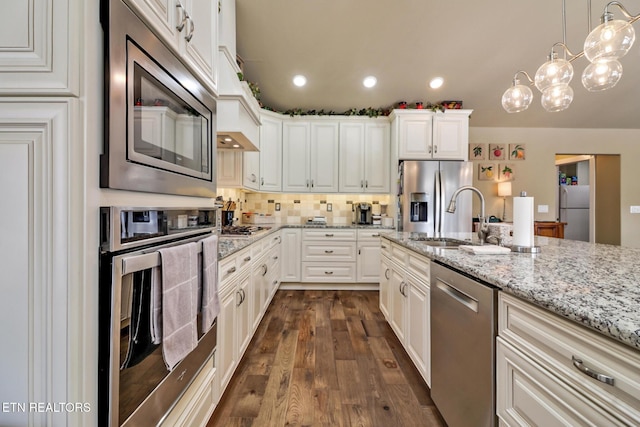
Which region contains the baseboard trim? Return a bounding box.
[279,282,379,291]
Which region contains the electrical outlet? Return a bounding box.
[327,203,332,212]
[537,204,549,213]
[630,205,640,214]
[275,203,281,211]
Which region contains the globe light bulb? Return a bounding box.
[584,19,635,62]
[502,83,533,113]
[581,59,623,91]
[535,57,574,92]
[541,84,574,112]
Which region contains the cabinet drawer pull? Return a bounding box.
[571,356,615,386]
[324,250,334,254]
[324,271,334,275]
[381,244,387,249]
[273,255,278,260]
[175,3,187,31]
[325,233,334,237]
[434,144,438,154]
[227,266,237,274]
[261,264,268,276]
[372,233,380,237]
[244,256,251,262]
[385,268,390,279]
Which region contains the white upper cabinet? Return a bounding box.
[393,109,471,160]
[182,0,218,94]
[258,113,282,192]
[339,120,390,193]
[124,0,218,94]
[0,0,79,94]
[282,120,339,193]
[217,149,242,187]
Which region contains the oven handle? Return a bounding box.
[121,235,210,275]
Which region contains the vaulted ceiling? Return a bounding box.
[236,0,640,129]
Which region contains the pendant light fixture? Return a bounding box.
[502,1,640,114]
[502,71,534,113]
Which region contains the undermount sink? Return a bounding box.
[407,236,469,248]
[421,240,463,248]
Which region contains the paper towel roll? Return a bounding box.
[513,196,534,247]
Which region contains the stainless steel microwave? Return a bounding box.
[101,0,217,197]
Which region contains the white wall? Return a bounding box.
[470,127,640,248]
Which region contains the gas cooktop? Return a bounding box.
[220,225,271,236]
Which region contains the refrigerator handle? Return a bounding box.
[435,170,442,233]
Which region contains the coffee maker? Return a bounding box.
[355,202,373,225]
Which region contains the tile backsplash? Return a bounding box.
[217,188,391,225]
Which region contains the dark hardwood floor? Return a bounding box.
[207,290,446,427]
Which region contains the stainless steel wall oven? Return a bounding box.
[100,0,217,197]
[98,207,218,426]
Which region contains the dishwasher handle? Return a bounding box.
[435,278,479,313]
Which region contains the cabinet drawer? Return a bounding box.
[301,262,357,282]
[407,251,430,283]
[302,229,356,241]
[380,238,391,258]
[302,241,356,262]
[237,250,253,271]
[497,338,625,427]
[499,293,640,423]
[219,247,250,288]
[390,243,407,265]
[357,229,384,240]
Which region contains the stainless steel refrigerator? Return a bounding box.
[398,160,473,234]
[559,185,590,241]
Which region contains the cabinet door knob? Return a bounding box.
[385,268,390,279]
[227,266,237,274]
[244,256,251,262]
[434,144,438,154]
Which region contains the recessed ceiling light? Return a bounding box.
[224,137,232,142]
[430,77,444,89]
[363,76,377,88]
[293,75,307,87]
[232,144,240,148]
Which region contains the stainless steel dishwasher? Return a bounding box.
[430,261,498,427]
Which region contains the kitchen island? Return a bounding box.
[382,231,640,351]
[382,231,640,426]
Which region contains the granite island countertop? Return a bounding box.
[381,231,640,352]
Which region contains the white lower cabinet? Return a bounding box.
[497,292,640,426]
[356,229,382,282]
[162,352,218,427]
[280,228,301,282]
[380,238,431,385]
[301,229,357,283]
[216,233,281,401]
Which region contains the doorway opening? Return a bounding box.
[554,154,620,245]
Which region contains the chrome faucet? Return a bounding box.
[446,185,489,244]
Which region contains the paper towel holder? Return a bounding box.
[510,190,541,253]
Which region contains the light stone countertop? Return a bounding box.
[382,231,640,351]
[217,224,394,260]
